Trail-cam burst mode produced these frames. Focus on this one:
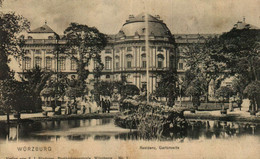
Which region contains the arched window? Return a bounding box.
[28,36,33,39]
[141,54,146,68]
[71,58,77,70]
[24,57,31,70]
[35,57,42,67]
[126,54,133,68]
[105,56,112,70]
[115,55,120,69]
[58,57,66,70]
[46,57,52,70]
[157,54,164,68]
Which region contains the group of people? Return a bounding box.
[100,98,111,113]
[63,97,112,115]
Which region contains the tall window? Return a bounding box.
[35,50,41,54]
[115,56,120,69]
[71,58,77,70]
[178,63,184,70]
[58,57,66,70]
[46,57,52,70]
[35,57,42,67]
[24,57,31,70]
[127,47,132,52]
[126,54,133,68]
[105,57,112,70]
[141,54,146,68]
[157,47,162,51]
[157,54,164,68]
[105,49,111,54]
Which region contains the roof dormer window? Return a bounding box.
[28,36,33,39]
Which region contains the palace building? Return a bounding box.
[14,13,217,93]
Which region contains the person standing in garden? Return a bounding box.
[107,99,111,113]
[101,98,105,113]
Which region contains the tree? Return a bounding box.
[22,66,52,112]
[180,37,226,102]
[0,11,30,123]
[0,79,32,123]
[155,69,178,107]
[207,28,260,113]
[0,12,30,80]
[243,81,260,114]
[63,23,107,98]
[41,76,67,111]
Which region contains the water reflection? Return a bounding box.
[0,119,259,143]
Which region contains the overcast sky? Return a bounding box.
[2,0,260,35]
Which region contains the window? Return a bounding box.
[71,58,77,70]
[178,63,184,70]
[58,57,66,70]
[142,61,146,68]
[116,62,119,69]
[141,46,146,51]
[141,83,147,92]
[46,57,52,70]
[24,57,31,70]
[35,57,42,67]
[105,49,111,54]
[28,36,33,39]
[127,47,132,51]
[24,50,30,54]
[116,49,120,53]
[105,57,112,70]
[141,54,146,68]
[126,54,133,68]
[115,56,120,69]
[35,50,41,54]
[142,28,145,33]
[46,50,52,54]
[93,59,98,69]
[157,54,164,68]
[157,47,163,52]
[106,75,110,79]
[48,36,53,39]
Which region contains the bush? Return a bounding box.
[114,99,187,139]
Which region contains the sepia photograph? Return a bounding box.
[0,0,260,158]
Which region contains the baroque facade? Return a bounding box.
[15,13,219,93]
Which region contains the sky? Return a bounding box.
[1,0,260,35]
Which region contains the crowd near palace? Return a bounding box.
[11,13,259,110]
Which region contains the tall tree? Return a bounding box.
[63,23,107,98]
[209,28,260,112]
[22,66,52,112]
[0,79,32,123]
[155,69,178,106]
[0,12,30,80]
[209,29,260,82]
[180,37,226,102]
